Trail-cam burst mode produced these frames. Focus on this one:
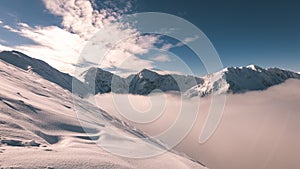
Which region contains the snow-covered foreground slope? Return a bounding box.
[0,60,206,169]
[0,51,88,97]
[185,65,300,97]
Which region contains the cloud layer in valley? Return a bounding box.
[90,79,300,169]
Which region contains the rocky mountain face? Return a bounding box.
[81,67,204,95]
[80,67,127,94]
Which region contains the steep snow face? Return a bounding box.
[245,64,263,72]
[185,69,229,97]
[0,51,87,97]
[185,65,300,97]
[0,60,206,168]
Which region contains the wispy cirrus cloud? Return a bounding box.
[151,54,171,62]
[41,0,162,75]
[0,19,84,73]
[0,0,161,75]
[160,35,200,51]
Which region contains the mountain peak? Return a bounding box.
[246,64,263,71]
[138,68,159,79]
[139,68,157,74]
[222,64,264,72]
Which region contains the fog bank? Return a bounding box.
[89,79,300,169]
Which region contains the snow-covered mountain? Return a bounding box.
[128,69,204,95]
[1,50,299,98]
[80,67,128,94]
[0,51,88,97]
[81,67,204,95]
[185,65,300,97]
[0,55,205,168]
[77,63,300,97]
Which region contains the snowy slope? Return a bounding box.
[0,60,206,168]
[0,51,88,97]
[185,65,300,97]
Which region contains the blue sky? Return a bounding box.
[0,0,299,76]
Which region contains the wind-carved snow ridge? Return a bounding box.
[185,64,300,97]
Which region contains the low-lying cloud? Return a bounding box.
[88,79,300,169]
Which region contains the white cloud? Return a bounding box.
[183,35,199,43]
[151,54,171,62]
[91,79,300,169]
[43,0,106,40]
[1,0,190,76]
[0,22,84,74]
[0,0,164,75]
[75,22,160,76]
[0,44,13,52]
[150,69,183,75]
[159,35,200,51]
[2,25,17,32]
[160,43,173,51]
[42,0,135,40]
[0,39,6,44]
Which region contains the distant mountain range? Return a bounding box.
[80,67,203,95]
[1,50,299,97]
[185,65,300,97]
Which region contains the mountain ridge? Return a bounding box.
[185,64,300,97]
[1,50,299,97]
